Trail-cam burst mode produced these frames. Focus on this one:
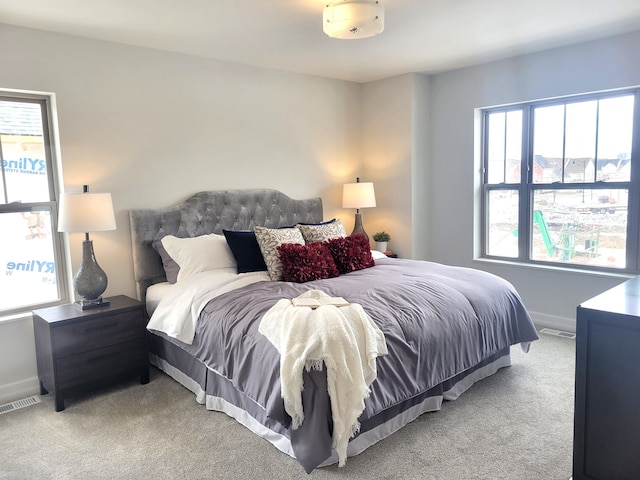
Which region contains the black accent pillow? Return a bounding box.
[297,218,336,226]
[223,230,268,273]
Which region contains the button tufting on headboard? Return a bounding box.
[129,189,323,303]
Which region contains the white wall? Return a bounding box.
[361,73,430,258]
[427,30,640,328]
[0,24,362,403]
[0,316,38,403]
[411,74,431,261]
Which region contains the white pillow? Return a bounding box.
[160,234,237,282]
[371,250,387,260]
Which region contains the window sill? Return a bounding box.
[0,311,34,325]
[473,257,636,281]
[0,299,69,325]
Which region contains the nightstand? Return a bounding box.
[32,295,149,411]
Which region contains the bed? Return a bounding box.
[129,188,538,473]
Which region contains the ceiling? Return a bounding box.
[2,0,640,83]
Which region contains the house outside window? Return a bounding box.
[481,89,639,272]
[0,94,68,315]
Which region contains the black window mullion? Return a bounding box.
[529,181,629,191]
[38,100,57,203]
[561,105,567,182]
[502,113,508,183]
[518,106,532,261]
[481,185,489,256]
[627,90,640,271]
[482,111,490,184]
[481,111,489,256]
[594,100,600,183]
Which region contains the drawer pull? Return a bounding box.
[84,322,118,333]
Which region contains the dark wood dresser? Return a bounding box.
[573,276,640,479]
[33,295,149,411]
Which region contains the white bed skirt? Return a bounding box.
[149,351,512,467]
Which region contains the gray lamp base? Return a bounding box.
[351,212,369,242]
[73,240,109,309]
[75,297,110,310]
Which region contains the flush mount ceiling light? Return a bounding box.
[323,0,384,39]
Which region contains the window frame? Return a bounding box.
[480,88,640,274]
[0,92,70,316]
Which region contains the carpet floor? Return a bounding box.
[0,332,575,479]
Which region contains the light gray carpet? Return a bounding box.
[0,333,575,479]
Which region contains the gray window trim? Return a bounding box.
[0,91,70,315]
[481,88,640,274]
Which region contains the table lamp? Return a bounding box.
[342,177,376,241]
[58,185,116,309]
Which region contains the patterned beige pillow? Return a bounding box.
[296,219,346,243]
[254,226,305,281]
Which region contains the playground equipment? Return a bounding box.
[533,210,554,257]
[493,210,601,261]
[533,210,600,260]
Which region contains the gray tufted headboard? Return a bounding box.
[129,189,323,302]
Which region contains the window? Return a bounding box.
[0,94,68,315]
[482,89,639,272]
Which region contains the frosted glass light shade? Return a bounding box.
[323,0,384,39]
[342,182,376,209]
[58,192,116,233]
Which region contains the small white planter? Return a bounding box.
[375,241,388,252]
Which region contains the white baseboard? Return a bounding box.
[0,376,40,405]
[529,310,576,334]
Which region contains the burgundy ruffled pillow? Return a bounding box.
[277,242,339,283]
[326,233,375,274]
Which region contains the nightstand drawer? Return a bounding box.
[54,311,146,357]
[57,339,148,388]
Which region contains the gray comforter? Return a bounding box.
[159,258,538,471]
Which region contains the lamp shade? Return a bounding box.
[323,0,384,39]
[58,192,116,233]
[342,181,376,209]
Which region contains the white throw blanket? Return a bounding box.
[259,290,388,467]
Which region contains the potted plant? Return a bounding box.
[373,231,391,252]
